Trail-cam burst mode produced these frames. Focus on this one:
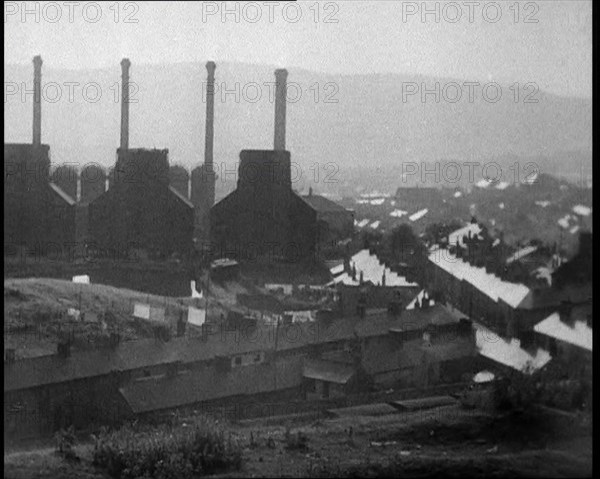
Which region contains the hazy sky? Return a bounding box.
[4,1,592,97]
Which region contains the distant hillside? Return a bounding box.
[4,61,592,197]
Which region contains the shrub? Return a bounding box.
[284,427,309,451]
[92,418,242,478]
[55,425,79,461]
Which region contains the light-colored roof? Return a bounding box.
[370,221,381,229]
[409,208,428,222]
[428,248,531,308]
[329,263,345,276]
[360,191,391,199]
[284,310,316,323]
[495,181,510,190]
[572,205,592,217]
[557,215,571,229]
[453,191,463,198]
[473,370,495,383]
[523,171,539,185]
[475,179,491,188]
[389,209,408,218]
[48,182,76,206]
[370,198,385,206]
[535,200,551,208]
[474,322,551,374]
[505,245,538,264]
[447,223,483,248]
[211,258,239,268]
[303,359,355,384]
[330,272,358,286]
[406,289,435,310]
[337,249,418,287]
[356,219,370,228]
[534,267,552,287]
[534,312,592,352]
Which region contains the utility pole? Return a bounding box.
[273,318,280,390]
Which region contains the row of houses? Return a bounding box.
[425,222,592,388]
[426,223,592,340]
[4,302,476,440]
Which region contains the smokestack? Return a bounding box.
[120,58,131,151]
[32,55,42,146]
[204,61,216,208]
[274,68,288,151]
[205,61,216,169]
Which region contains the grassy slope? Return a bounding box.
[3,405,592,478]
[4,276,326,359]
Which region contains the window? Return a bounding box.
[254,353,262,363]
[143,369,151,377]
[234,356,242,366]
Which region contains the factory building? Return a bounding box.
[88,59,194,259]
[4,56,76,252]
[210,69,353,261]
[300,189,355,246]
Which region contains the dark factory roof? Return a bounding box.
[300,193,349,214]
[5,304,459,392]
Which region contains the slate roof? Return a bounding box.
[303,359,355,384]
[300,194,349,213]
[5,305,460,392]
[120,359,303,414]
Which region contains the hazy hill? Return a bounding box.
[4,61,592,195]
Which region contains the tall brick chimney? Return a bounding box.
[32,55,42,146]
[120,58,131,151]
[204,61,217,208]
[274,68,288,151]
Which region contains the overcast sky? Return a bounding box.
[4,1,592,98]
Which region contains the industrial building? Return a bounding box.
[88,59,194,258]
[4,56,77,252]
[210,69,354,261]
